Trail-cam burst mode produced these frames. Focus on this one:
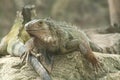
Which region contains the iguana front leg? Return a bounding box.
[20,38,51,80]
[66,40,102,71]
[20,38,53,73]
[20,38,40,63]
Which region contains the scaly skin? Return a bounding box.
[0,5,37,56]
[0,11,51,80]
[0,11,30,56]
[22,18,102,72]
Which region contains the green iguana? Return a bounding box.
[0,6,51,80]
[0,11,29,56]
[22,18,103,73]
[0,5,37,56]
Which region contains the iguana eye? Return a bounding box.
[39,21,43,24]
[38,21,43,27]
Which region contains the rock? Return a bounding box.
[0,51,120,80]
[86,29,120,54]
[0,55,40,80]
[50,52,120,80]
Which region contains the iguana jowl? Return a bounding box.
[22,18,102,72]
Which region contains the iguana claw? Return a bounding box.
[20,50,39,63]
[85,53,104,72]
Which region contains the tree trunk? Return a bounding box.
[108,0,120,26]
[106,0,120,33]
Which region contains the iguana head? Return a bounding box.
[25,19,56,43]
[25,19,51,36]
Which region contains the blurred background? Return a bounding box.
[0,0,109,38]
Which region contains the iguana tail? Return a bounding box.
[30,55,52,80]
[7,38,25,56]
[7,38,51,80]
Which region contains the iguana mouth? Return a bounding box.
[26,29,38,31]
[26,29,45,31]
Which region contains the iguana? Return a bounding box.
[0,6,51,80]
[0,5,38,56]
[22,18,103,73]
[0,11,29,56]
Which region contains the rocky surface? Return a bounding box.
[0,56,40,80]
[0,51,120,80]
[0,32,120,80]
[86,29,120,54]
